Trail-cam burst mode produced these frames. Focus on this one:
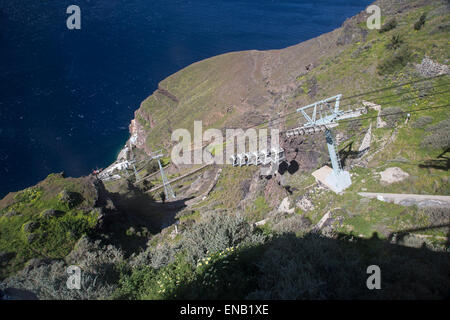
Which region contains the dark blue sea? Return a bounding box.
[0,0,372,197]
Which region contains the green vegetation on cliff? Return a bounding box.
[0,173,101,279]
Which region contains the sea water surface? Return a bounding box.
[0,0,372,197]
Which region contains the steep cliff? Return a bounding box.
[1,0,449,300]
[127,0,442,154]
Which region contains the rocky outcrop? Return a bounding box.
[337,17,369,46]
[296,196,315,212]
[414,56,449,77]
[264,178,288,208]
[128,104,160,154]
[157,85,179,103]
[278,197,295,214]
[282,136,326,172]
[379,167,409,184]
[129,117,148,151]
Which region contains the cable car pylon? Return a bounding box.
[150,150,176,200]
[286,94,367,193]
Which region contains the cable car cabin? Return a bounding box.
[259,150,271,165]
[247,152,259,166]
[230,155,238,167]
[231,149,284,167]
[271,148,285,164]
[295,128,304,136]
[254,151,262,165]
[237,154,247,166]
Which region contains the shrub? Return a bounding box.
[379,107,404,128]
[377,45,411,74]
[246,233,364,299]
[4,210,20,218]
[114,253,200,300]
[65,236,124,282]
[421,118,450,150]
[116,231,450,300]
[272,215,312,234]
[22,221,39,233]
[116,245,262,300]
[411,116,433,128]
[4,261,118,300]
[113,266,157,300]
[129,212,266,271]
[28,212,99,258]
[386,34,404,50]
[58,189,83,209]
[1,237,124,300]
[14,187,42,203]
[421,207,450,226]
[414,13,426,31]
[421,131,450,150]
[130,242,177,270]
[144,160,159,175]
[40,209,64,219]
[247,233,450,299]
[141,180,153,191]
[379,18,397,33]
[180,212,257,265]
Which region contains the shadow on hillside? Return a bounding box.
[278,160,299,175]
[1,287,38,300]
[387,223,450,243]
[448,227,450,249]
[339,142,362,166]
[419,148,450,171]
[171,231,450,300]
[93,179,191,256]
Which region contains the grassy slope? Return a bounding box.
[283,2,449,245]
[0,173,101,279]
[174,0,450,245]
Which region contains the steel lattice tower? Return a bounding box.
[286,94,367,192]
[151,150,176,200]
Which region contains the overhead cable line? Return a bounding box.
[335,104,450,124]
[229,77,449,132]
[285,91,450,128]
[256,87,450,131]
[337,74,449,103]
